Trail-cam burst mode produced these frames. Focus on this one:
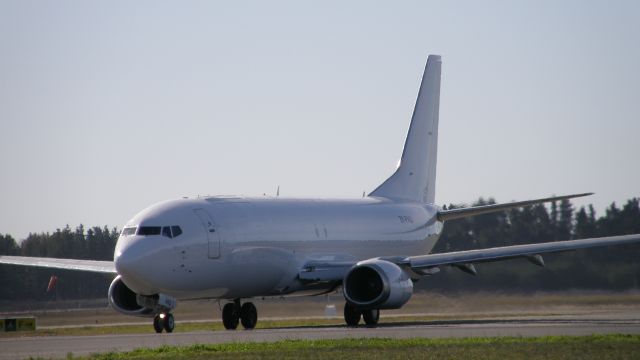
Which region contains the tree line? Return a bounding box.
[0,198,639,301]
[424,197,640,292]
[0,226,118,301]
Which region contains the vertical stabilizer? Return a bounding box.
[370,55,441,204]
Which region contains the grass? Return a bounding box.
[1,313,560,338]
[2,291,638,339]
[2,318,336,337]
[8,291,640,327]
[51,335,640,360]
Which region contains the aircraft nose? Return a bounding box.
[114,247,141,275]
[114,239,157,294]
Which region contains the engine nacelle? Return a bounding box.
[108,275,176,317]
[343,259,413,309]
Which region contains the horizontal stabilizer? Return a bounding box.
[437,193,593,222]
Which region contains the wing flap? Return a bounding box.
[0,256,116,274]
[408,233,640,270]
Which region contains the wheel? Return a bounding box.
[222,302,239,330]
[240,302,258,329]
[362,309,380,326]
[163,313,175,333]
[153,314,164,333]
[343,302,361,326]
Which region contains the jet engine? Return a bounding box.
[343,259,413,309]
[108,275,176,317]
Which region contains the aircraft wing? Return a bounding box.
[0,256,116,274]
[407,233,640,274]
[299,234,640,281]
[437,193,593,222]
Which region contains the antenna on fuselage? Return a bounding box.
[277,185,280,197]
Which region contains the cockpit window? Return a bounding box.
[121,227,137,236]
[171,226,183,237]
[160,225,183,238]
[134,225,182,238]
[138,226,161,236]
[162,226,172,238]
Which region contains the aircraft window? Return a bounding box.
[162,226,172,238]
[171,226,183,237]
[121,227,137,236]
[137,226,161,236]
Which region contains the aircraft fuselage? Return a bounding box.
[114,196,443,300]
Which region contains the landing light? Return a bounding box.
[159,313,166,319]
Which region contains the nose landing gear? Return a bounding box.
[153,312,175,333]
[222,299,258,330]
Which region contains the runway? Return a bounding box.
[2,312,640,360]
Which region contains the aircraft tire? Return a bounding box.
[222,302,240,330]
[163,313,175,333]
[153,314,164,333]
[344,302,361,326]
[240,302,258,329]
[362,309,380,326]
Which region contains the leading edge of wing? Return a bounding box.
[436,192,593,222]
[0,255,116,274]
[408,233,640,270]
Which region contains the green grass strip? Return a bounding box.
[63,334,640,360]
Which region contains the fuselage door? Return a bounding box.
[193,208,220,259]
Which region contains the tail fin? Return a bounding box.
[369,55,442,204]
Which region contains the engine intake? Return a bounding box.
[343,259,413,309]
[108,275,176,317]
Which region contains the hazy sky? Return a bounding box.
[1,1,639,240]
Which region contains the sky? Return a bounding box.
[1,1,639,241]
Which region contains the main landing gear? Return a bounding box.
[344,302,380,327]
[222,299,258,330]
[153,312,175,333]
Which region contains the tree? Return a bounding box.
[424,196,640,293]
[574,206,597,239]
[0,234,19,255]
[557,199,573,240]
[550,201,559,239]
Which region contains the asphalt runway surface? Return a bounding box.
[2,313,640,359]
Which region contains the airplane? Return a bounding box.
[2,55,640,333]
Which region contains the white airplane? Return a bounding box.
[2,55,640,333]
